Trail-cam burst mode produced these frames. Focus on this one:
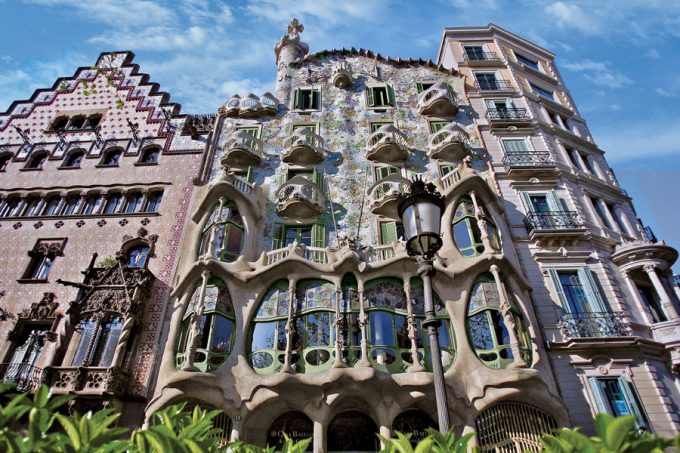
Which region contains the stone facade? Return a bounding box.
[0,52,206,423]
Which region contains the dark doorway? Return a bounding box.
[266,411,313,451]
[327,411,379,452]
[392,409,437,446]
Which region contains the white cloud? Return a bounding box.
[562,59,632,89]
[609,104,621,111]
[245,0,388,26]
[545,2,601,35]
[645,48,661,59]
[655,88,674,97]
[596,117,680,162]
[89,26,208,51]
[24,0,177,26]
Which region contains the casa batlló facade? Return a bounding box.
[1,21,679,452]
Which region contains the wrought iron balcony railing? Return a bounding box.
[475,79,514,91]
[559,312,632,340]
[486,108,532,122]
[524,211,584,233]
[0,362,47,392]
[502,151,555,168]
[463,51,500,62]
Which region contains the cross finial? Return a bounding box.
[288,18,304,37]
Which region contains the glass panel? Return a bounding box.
[489,310,510,345]
[222,225,243,262]
[369,311,395,346]
[92,318,122,367]
[128,246,149,267]
[277,320,287,351]
[469,312,494,350]
[298,313,331,347]
[558,271,590,313]
[251,322,276,351]
[529,195,550,213]
[600,379,631,416]
[71,320,97,366]
[395,315,409,349]
[210,316,233,354]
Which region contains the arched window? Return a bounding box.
[392,410,437,446]
[198,201,244,262]
[476,401,557,452]
[139,146,160,164]
[101,148,122,166]
[85,113,102,129]
[292,279,336,373]
[267,411,313,450]
[248,280,290,374]
[70,317,123,367]
[327,411,379,452]
[66,115,86,130]
[63,150,84,168]
[145,191,163,213]
[467,273,530,369]
[452,196,500,257]
[127,245,149,267]
[0,153,11,172]
[25,152,48,170]
[51,116,68,131]
[364,277,453,373]
[176,278,235,372]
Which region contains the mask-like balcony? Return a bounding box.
[222,94,240,117]
[559,312,632,340]
[417,81,459,116]
[49,366,129,396]
[427,123,470,161]
[485,108,532,128]
[219,93,278,118]
[366,174,410,219]
[524,211,586,243]
[240,93,260,118]
[276,176,324,219]
[0,362,46,392]
[366,124,409,162]
[332,61,353,88]
[282,129,325,165]
[220,130,264,168]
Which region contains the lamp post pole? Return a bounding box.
[397,177,451,433]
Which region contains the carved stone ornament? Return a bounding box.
[34,239,65,256]
[12,222,22,229]
[76,220,85,228]
[20,292,58,319]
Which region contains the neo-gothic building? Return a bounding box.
[1,21,679,452]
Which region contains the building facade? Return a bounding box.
[0,52,209,423]
[1,21,679,452]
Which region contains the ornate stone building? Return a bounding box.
[0,52,209,423]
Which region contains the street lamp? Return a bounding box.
[397,176,451,433]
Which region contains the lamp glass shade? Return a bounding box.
[400,200,443,256]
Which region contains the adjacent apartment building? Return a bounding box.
[0,52,209,423]
[1,20,678,453]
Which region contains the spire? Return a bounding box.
[274,18,309,66]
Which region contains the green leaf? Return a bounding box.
[56,413,82,450]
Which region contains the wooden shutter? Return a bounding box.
[293,89,301,110]
[311,223,326,248]
[578,268,608,312]
[548,269,570,312]
[618,377,647,430]
[519,191,534,213]
[272,224,284,250]
[503,139,528,153]
[387,85,395,106]
[366,87,375,107]
[312,168,324,189]
[312,89,320,110]
[546,190,562,212]
[380,221,398,245]
[246,165,254,183]
[587,377,609,414]
[429,121,449,133]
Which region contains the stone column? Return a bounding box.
[54,192,68,215]
[614,207,634,237]
[115,190,127,214]
[597,198,619,232]
[621,270,655,324]
[183,269,211,371]
[379,425,391,449]
[282,279,296,373]
[357,283,369,367]
[333,287,345,368]
[313,420,324,453]
[111,316,136,367]
[489,265,527,367]
[75,191,88,215]
[644,265,679,320]
[403,279,424,372]
[469,190,493,252]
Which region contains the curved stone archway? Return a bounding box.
[327,410,379,452]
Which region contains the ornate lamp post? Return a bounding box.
[397,177,450,433]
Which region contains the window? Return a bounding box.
[584,156,600,176]
[3,326,48,389]
[81,194,103,215]
[176,278,236,372]
[521,191,562,214]
[101,148,122,166]
[637,284,666,323]
[42,196,61,216]
[22,239,66,282]
[127,245,149,267]
[374,164,399,181]
[366,85,394,108]
[292,123,317,134]
[416,82,434,93]
[548,111,561,125]
[0,153,11,171]
[26,255,53,280]
[84,113,102,129]
[452,196,500,257]
[370,121,393,133]
[566,147,583,170]
[62,195,79,216]
[145,191,163,213]
[51,116,68,131]
[23,198,41,217]
[531,83,554,100]
[139,146,160,164]
[70,317,123,367]
[293,87,321,110]
[610,206,629,235]
[549,268,607,314]
[0,198,19,218]
[198,201,244,262]
[464,45,485,61]
[124,192,144,213]
[475,72,499,90]
[467,273,530,369]
[25,152,47,170]
[592,198,613,229]
[429,121,449,134]
[515,52,540,70]
[66,115,86,130]
[501,138,530,154]
[378,221,405,260]
[103,194,122,214]
[63,150,84,168]
[588,377,648,430]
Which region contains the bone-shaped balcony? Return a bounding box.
[427,123,470,162]
[367,175,410,219]
[276,176,324,219]
[417,81,459,116]
[282,129,325,165]
[366,124,409,162]
[220,130,264,168]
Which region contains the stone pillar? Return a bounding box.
[469,190,493,252]
[115,190,127,214]
[140,188,149,212]
[333,287,345,368]
[403,279,424,372]
[489,265,527,367]
[75,191,88,215]
[644,265,679,320]
[614,207,634,237]
[13,196,27,216]
[597,198,619,232]
[621,270,655,324]
[379,425,391,449]
[111,315,135,367]
[183,270,211,371]
[357,283,369,367]
[282,279,296,373]
[230,417,242,442]
[54,192,68,215]
[313,420,324,453]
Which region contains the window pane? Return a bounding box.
[489,310,510,345]
[299,312,331,347]
[453,221,473,249]
[369,311,395,346]
[222,225,243,261]
[210,316,234,354]
[558,271,590,313]
[92,319,122,367]
[395,315,409,349]
[71,320,97,366]
[252,322,276,351]
[600,379,631,417]
[468,312,494,350]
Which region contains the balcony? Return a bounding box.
[417,81,459,116]
[462,51,502,66]
[366,175,410,219]
[220,130,264,168]
[366,124,409,162]
[502,151,556,175]
[0,363,47,392]
[559,312,632,340]
[332,61,353,88]
[524,211,586,244]
[427,123,470,162]
[49,366,129,396]
[475,79,514,92]
[275,176,324,219]
[485,108,532,128]
[282,129,325,164]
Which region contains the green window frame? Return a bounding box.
[366,85,395,108]
[370,121,393,133]
[292,123,318,134]
[416,82,434,93]
[293,88,321,111]
[588,376,648,431]
[272,223,326,251]
[176,278,236,372]
[466,273,530,369]
[235,126,260,138]
[429,121,450,134]
[198,201,244,262]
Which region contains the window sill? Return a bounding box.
[133,162,158,167]
[17,279,49,284]
[95,164,120,168]
[366,106,395,111]
[57,166,81,170]
[19,167,43,172]
[291,109,320,114]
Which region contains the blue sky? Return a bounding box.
[1,0,679,270]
